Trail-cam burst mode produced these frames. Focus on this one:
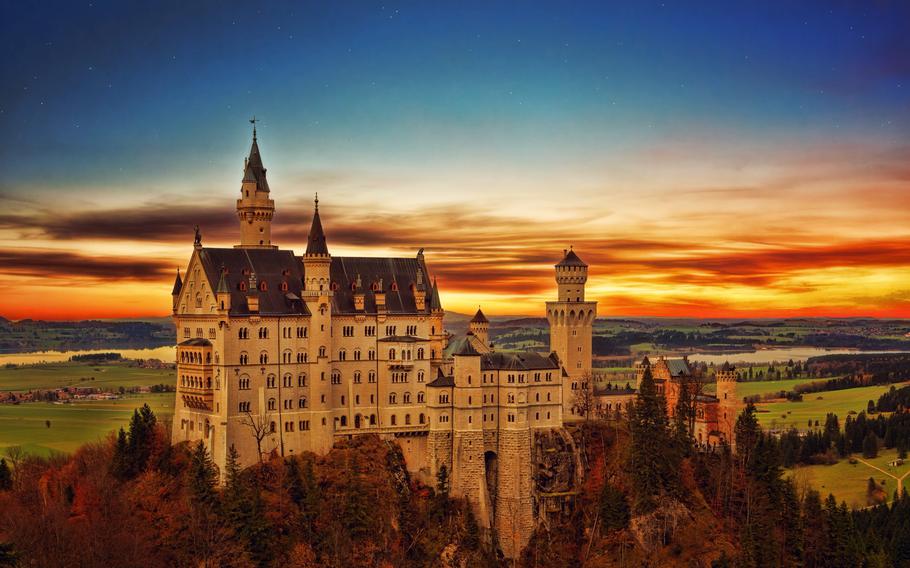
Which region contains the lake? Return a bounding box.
[0,346,176,366]
[687,347,910,366]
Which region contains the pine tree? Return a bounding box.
[187,440,218,508]
[863,431,879,459]
[629,365,678,513]
[598,482,630,533]
[0,459,11,491]
[111,427,130,480]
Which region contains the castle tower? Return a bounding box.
[171,269,182,313]
[302,196,334,452]
[469,308,489,347]
[449,340,489,527]
[235,120,277,249]
[716,362,739,446]
[545,248,597,419]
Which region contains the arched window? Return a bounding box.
[418,370,425,383]
[419,413,425,424]
[259,280,268,292]
[389,348,396,360]
[417,392,425,403]
[318,346,326,358]
[403,392,411,403]
[389,393,397,404]
[298,374,307,387]
[405,414,411,425]
[417,348,424,359]
[268,398,276,411]
[299,397,307,408]
[340,415,347,427]
[370,414,376,426]
[391,414,397,426]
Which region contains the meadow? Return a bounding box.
[756,382,908,432]
[0,392,175,456]
[788,448,910,509]
[0,361,176,456]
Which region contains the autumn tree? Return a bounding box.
[239,409,273,464]
[0,459,11,492]
[572,373,597,420]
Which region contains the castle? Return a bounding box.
[170,127,736,556]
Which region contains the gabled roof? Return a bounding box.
[470,308,489,324]
[665,358,692,377]
[481,351,560,371]
[556,248,587,267]
[328,256,431,315]
[427,371,455,388]
[449,336,481,356]
[195,247,309,316]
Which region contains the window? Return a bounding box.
[283,374,292,387]
[439,394,450,404]
[270,421,276,433]
[284,399,292,410]
[405,414,411,425]
[439,414,449,424]
[318,346,326,358]
[299,420,310,431]
[391,414,397,426]
[239,376,250,390]
[297,352,306,363]
[183,327,190,338]
[406,325,417,336]
[268,398,276,411]
[208,328,216,339]
[354,371,362,384]
[338,349,346,361]
[418,392,425,403]
[298,374,307,387]
[284,421,294,432]
[354,349,361,361]
[342,325,354,337]
[368,349,375,360]
[239,352,249,365]
[417,371,425,383]
[419,413,425,424]
[365,326,375,337]
[403,392,411,403]
[239,401,251,412]
[389,348,396,360]
[259,352,268,365]
[298,397,307,409]
[389,393,397,404]
[259,327,268,339]
[331,371,341,385]
[267,375,276,388]
[417,348,424,359]
[368,371,376,383]
[296,326,307,338]
[385,325,396,337]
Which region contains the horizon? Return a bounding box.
[2,1,909,320]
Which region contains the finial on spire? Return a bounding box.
[249,116,257,141]
[314,192,319,212]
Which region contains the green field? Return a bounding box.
[0,361,177,456]
[0,393,175,456]
[0,362,175,392]
[702,377,830,398]
[758,382,909,431]
[789,449,910,509]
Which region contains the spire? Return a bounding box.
[171,269,183,296]
[430,276,442,311]
[242,117,269,192]
[556,247,587,267]
[305,194,329,256]
[471,307,489,324]
[216,265,229,294]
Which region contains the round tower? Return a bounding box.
[236,119,277,249]
[716,362,739,445]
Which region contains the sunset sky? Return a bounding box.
[2,1,909,320]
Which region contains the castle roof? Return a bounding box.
[242,130,270,192]
[470,308,489,324]
[171,270,183,295]
[449,336,481,357]
[196,247,308,316]
[178,338,212,347]
[305,198,329,256]
[556,248,587,267]
[481,351,560,371]
[429,277,443,312]
[427,368,454,388]
[328,255,436,315]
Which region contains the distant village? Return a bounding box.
[0,355,175,405]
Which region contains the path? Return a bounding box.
[855,457,910,495]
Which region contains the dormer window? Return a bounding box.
[330,281,339,291]
[239,282,247,292]
[259,281,268,292]
[371,282,380,292]
[282,269,290,277]
[280,281,288,292]
[351,281,357,291]
[390,281,399,292]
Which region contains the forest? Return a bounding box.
[3,375,910,566]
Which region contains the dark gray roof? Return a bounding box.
[429,277,442,312]
[242,135,270,192]
[179,338,212,347]
[171,270,183,295]
[427,368,454,387]
[665,359,692,377]
[481,351,559,371]
[696,394,719,403]
[593,385,636,396]
[377,335,426,343]
[305,204,329,256]
[470,308,489,324]
[328,256,431,315]
[197,247,308,316]
[449,336,481,357]
[556,249,587,267]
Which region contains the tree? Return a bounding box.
[187,440,218,508]
[111,427,130,479]
[0,459,11,492]
[239,409,272,463]
[598,482,630,533]
[629,365,678,513]
[572,373,597,420]
[863,431,878,459]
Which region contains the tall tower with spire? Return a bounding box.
[302,195,334,452]
[236,119,277,249]
[545,248,597,418]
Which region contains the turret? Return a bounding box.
[171,269,183,313]
[236,119,277,249]
[216,265,231,313]
[413,265,427,312]
[555,247,588,302]
[716,362,739,446]
[469,308,489,347]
